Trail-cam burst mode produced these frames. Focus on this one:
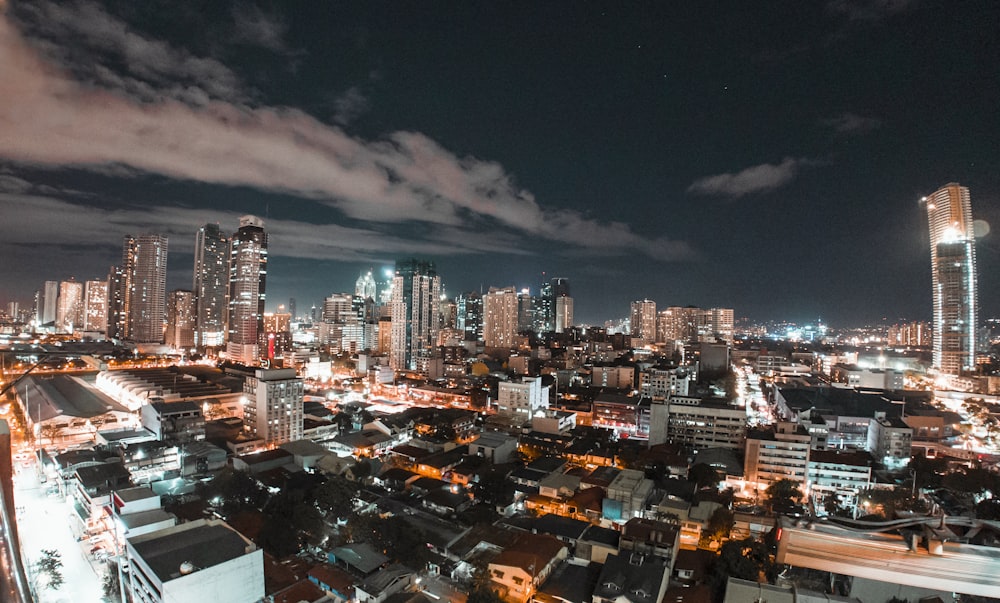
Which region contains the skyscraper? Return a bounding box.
[56,278,83,333]
[226,216,267,365]
[539,277,572,333]
[390,259,441,371]
[457,291,483,341]
[83,279,108,333]
[40,280,58,327]
[630,299,657,341]
[193,223,229,348]
[117,234,169,343]
[355,270,377,301]
[925,183,978,375]
[483,286,519,350]
[166,289,196,349]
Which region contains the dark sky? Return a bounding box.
[0,0,998,326]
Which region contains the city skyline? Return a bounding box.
[0,2,998,326]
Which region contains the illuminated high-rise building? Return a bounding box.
[244,368,303,446]
[193,223,229,348]
[630,299,657,341]
[40,280,59,327]
[226,216,267,365]
[457,291,483,341]
[56,278,83,333]
[166,289,196,349]
[539,277,572,333]
[355,270,377,301]
[925,183,978,375]
[698,307,734,344]
[117,234,168,343]
[483,286,519,350]
[390,259,440,371]
[83,279,108,333]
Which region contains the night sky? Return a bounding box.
[0,0,998,326]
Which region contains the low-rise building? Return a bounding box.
[124,519,264,603]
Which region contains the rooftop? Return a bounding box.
[129,520,254,583]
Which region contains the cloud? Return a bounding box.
[822,112,882,135]
[331,86,370,126]
[0,192,510,262]
[231,4,289,53]
[826,0,914,21]
[687,157,814,198]
[0,8,693,263]
[8,0,247,104]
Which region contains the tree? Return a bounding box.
[704,507,735,543]
[689,463,721,489]
[708,538,776,602]
[764,479,803,513]
[102,559,122,602]
[200,468,268,515]
[313,476,357,521]
[467,586,506,603]
[34,549,64,592]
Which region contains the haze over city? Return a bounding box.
[1,0,998,325]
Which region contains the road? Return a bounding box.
[12,460,105,602]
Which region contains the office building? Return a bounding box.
[56,278,83,333]
[630,299,657,341]
[118,234,169,343]
[483,286,519,350]
[165,290,196,349]
[83,279,108,333]
[389,259,441,371]
[925,183,978,375]
[193,223,229,348]
[244,368,303,445]
[226,216,267,365]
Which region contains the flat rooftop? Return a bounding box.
[130,521,252,583]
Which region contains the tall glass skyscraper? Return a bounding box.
[925,183,977,375]
[193,223,229,348]
[226,216,267,365]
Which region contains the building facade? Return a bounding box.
[244,368,303,446]
[389,259,441,371]
[484,286,519,350]
[84,279,108,333]
[226,216,267,365]
[165,290,196,350]
[631,299,657,341]
[925,183,977,375]
[120,234,169,343]
[193,223,229,348]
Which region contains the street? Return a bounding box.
[12,460,106,602]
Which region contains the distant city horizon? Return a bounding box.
[1,2,998,327]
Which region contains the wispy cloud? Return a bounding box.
[687,157,815,199]
[826,0,915,21]
[231,4,289,53]
[331,86,370,126]
[0,192,515,262]
[822,112,882,135]
[0,6,692,262]
[8,0,247,105]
